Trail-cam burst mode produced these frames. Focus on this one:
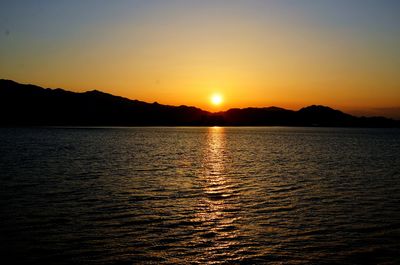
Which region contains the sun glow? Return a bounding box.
[211,94,223,106]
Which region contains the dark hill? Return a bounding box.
[297,105,355,127]
[0,79,398,127]
[221,107,296,126]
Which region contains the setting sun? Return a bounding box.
[211,94,223,106]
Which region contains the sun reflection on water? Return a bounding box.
[206,126,225,176]
[190,127,243,262]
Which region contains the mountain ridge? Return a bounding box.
[1,79,398,127]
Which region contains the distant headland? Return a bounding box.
[1,79,399,127]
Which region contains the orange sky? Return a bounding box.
[1,1,399,118]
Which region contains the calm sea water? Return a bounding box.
[1,127,400,264]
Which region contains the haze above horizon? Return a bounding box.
[1,0,399,118]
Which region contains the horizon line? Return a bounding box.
[1,78,399,120]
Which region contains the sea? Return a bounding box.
[0,127,399,264]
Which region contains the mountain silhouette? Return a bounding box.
[1,79,399,127]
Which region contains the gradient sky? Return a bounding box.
[1,0,399,117]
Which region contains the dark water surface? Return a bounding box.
[1,127,400,264]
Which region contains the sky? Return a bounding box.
[1,0,399,117]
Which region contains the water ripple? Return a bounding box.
[1,127,400,264]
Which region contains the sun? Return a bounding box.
[211,93,223,106]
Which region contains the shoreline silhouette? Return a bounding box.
[1,79,399,127]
